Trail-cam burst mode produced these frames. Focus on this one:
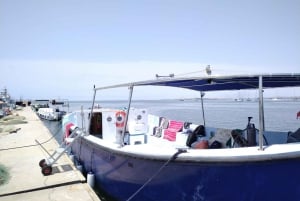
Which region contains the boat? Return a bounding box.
[37,107,66,121]
[0,101,5,118]
[0,87,14,118]
[34,99,68,121]
[234,98,243,102]
[31,99,49,112]
[61,73,300,201]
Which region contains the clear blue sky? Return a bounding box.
[0,0,299,100]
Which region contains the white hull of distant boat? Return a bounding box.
[37,108,65,121]
[59,73,300,201]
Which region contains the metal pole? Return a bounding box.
[200,91,206,126]
[81,105,85,132]
[258,75,265,150]
[121,85,134,146]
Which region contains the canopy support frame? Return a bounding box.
[258,75,265,150]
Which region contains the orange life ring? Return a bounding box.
[116,111,126,128]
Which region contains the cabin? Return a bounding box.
[63,108,148,145]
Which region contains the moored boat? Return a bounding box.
[0,87,15,118]
[37,107,66,121]
[31,99,49,112]
[61,73,300,201]
[34,99,68,121]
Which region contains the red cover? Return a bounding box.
[163,120,183,141]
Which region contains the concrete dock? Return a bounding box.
[0,106,100,201]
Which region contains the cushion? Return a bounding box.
[163,120,184,141]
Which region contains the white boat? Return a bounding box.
[37,107,65,121]
[56,73,300,201]
[0,88,14,117]
[31,99,49,112]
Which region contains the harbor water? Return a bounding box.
[41,99,300,200]
[43,98,300,148]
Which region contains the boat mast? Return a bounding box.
[258,75,265,150]
[121,85,134,146]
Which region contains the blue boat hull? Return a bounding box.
[71,137,300,201]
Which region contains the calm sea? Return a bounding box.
[40,99,300,200]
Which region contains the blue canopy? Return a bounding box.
[95,73,300,92]
[134,74,300,92]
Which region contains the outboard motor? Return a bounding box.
[246,117,256,146]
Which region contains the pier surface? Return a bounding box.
[0,106,100,201]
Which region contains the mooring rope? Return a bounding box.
[126,148,187,201]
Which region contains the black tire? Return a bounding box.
[42,165,52,176]
[39,159,46,167]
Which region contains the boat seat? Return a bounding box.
[163,120,184,141]
[153,117,169,137]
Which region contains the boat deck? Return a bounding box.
[85,132,300,163]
